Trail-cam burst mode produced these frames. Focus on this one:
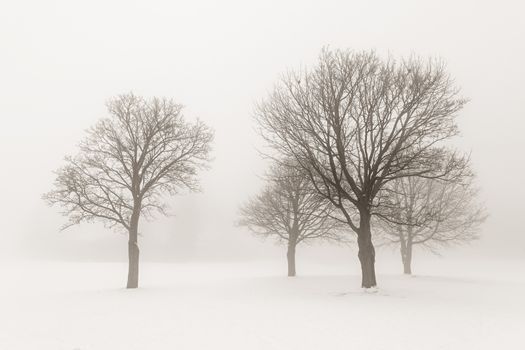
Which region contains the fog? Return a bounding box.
[1,0,524,263]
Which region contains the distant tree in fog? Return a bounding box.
[256,48,469,288]
[374,174,486,274]
[238,160,344,276]
[44,93,213,288]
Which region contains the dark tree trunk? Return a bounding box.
[357,209,377,288]
[126,209,140,289]
[357,238,376,288]
[287,243,296,277]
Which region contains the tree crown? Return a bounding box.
[256,49,468,232]
[44,93,213,231]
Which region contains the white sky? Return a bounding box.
[0,0,524,262]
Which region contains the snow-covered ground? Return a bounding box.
[1,259,524,350]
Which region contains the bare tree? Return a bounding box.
[374,174,486,274]
[238,161,344,276]
[255,49,469,288]
[44,93,213,288]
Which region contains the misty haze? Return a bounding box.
[1,0,524,349]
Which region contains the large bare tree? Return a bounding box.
[374,174,486,274]
[44,93,213,288]
[256,49,468,288]
[239,161,343,276]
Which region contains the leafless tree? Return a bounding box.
[44,93,213,288]
[374,174,486,274]
[238,160,344,276]
[255,48,469,288]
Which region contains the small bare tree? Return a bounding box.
[44,93,213,288]
[374,174,486,274]
[239,161,343,276]
[256,48,468,288]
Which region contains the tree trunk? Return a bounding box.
[287,199,299,277]
[126,209,140,289]
[287,243,296,277]
[402,243,412,275]
[357,209,377,288]
[402,256,411,274]
[127,239,139,288]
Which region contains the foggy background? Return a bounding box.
[0,0,523,264]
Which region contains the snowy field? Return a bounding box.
[1,259,524,350]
